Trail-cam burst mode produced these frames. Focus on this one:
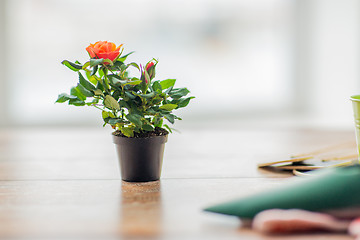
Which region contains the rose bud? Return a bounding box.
[142,61,156,83]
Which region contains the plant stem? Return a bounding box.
[92,104,104,111]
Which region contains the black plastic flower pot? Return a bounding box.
[113,134,168,182]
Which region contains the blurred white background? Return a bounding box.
[0,0,359,129]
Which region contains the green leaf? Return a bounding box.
[85,98,99,106]
[104,95,120,110]
[118,51,134,62]
[107,75,122,90]
[153,117,163,127]
[85,71,98,85]
[103,59,113,65]
[61,60,82,71]
[93,89,103,96]
[121,126,134,138]
[107,118,124,125]
[98,68,105,78]
[159,104,178,111]
[152,81,162,93]
[119,100,130,109]
[164,113,175,124]
[71,87,86,101]
[91,65,98,76]
[125,80,142,86]
[110,61,124,71]
[102,111,109,119]
[128,62,140,71]
[124,92,136,100]
[160,79,176,89]
[114,61,124,67]
[126,114,143,127]
[165,86,173,95]
[108,74,122,81]
[177,96,194,108]
[112,90,121,100]
[82,61,90,69]
[77,83,94,97]
[146,108,157,115]
[69,98,85,106]
[96,81,104,91]
[169,88,190,99]
[141,92,155,99]
[163,124,173,133]
[102,111,115,120]
[120,64,129,73]
[90,58,104,67]
[142,124,155,132]
[108,75,141,87]
[55,93,77,103]
[79,72,96,91]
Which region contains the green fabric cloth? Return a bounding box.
[204,165,360,219]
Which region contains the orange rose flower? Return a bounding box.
[86,41,122,62]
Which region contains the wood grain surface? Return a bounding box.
[0,127,355,239]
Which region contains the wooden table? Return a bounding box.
[0,126,355,239]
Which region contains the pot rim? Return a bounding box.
[112,133,168,144]
[351,95,360,102]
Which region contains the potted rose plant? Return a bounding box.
[56,41,194,182]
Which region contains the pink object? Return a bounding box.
[252,209,350,234]
[349,218,360,237]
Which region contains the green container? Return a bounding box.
[204,165,360,219]
[351,95,360,163]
